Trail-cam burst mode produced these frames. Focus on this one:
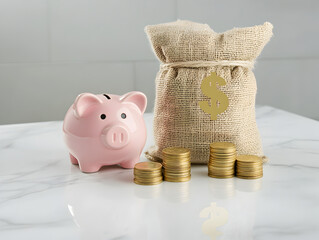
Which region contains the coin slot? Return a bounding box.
[103,94,111,99]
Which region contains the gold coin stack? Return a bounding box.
[208,142,236,178]
[134,162,163,185]
[162,147,191,182]
[236,155,263,179]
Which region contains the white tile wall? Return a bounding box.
[176,0,319,59]
[49,0,176,61]
[0,0,318,124]
[256,59,319,119]
[0,0,49,62]
[0,63,134,123]
[134,61,159,113]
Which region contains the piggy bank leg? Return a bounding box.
[69,153,78,165]
[78,160,101,173]
[120,157,139,169]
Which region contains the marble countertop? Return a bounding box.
[0,106,319,240]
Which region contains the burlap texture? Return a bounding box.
[145,20,273,164]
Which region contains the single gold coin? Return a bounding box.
[134,175,163,180]
[209,173,235,177]
[163,154,190,158]
[163,163,191,169]
[164,168,191,172]
[134,173,162,178]
[209,164,235,168]
[209,168,235,172]
[210,142,236,151]
[236,171,263,175]
[210,158,236,162]
[208,174,234,179]
[209,170,235,175]
[163,165,191,170]
[211,150,236,155]
[210,150,236,154]
[209,157,236,161]
[210,142,236,148]
[134,162,162,171]
[134,169,162,173]
[208,171,234,175]
[163,158,190,162]
[236,163,263,167]
[209,163,235,167]
[134,171,163,176]
[164,171,191,176]
[134,168,162,173]
[210,157,236,160]
[163,162,191,166]
[208,165,235,170]
[236,169,263,172]
[134,179,163,185]
[163,169,191,174]
[236,162,263,166]
[209,172,235,176]
[236,155,263,163]
[162,147,190,156]
[236,167,263,171]
[208,174,234,178]
[236,171,263,176]
[210,160,236,163]
[209,165,235,169]
[164,169,191,173]
[208,169,234,174]
[163,161,191,166]
[164,176,191,182]
[236,175,263,180]
[210,151,236,155]
[210,154,236,158]
[236,169,263,173]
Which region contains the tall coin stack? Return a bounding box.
[162,147,191,182]
[236,155,263,179]
[134,162,163,185]
[208,142,236,178]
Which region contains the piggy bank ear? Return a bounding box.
[120,91,147,114]
[73,93,103,118]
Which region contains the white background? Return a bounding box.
[0,0,318,124]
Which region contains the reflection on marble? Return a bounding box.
[163,181,190,203]
[208,178,236,199]
[200,202,228,240]
[0,106,319,240]
[235,178,262,192]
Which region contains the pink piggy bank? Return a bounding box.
[63,91,147,173]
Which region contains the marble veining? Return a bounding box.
[0,106,318,240]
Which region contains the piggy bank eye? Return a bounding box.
[121,113,126,119]
[100,114,106,120]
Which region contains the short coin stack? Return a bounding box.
[236,155,263,179]
[208,142,237,178]
[162,147,191,182]
[134,162,163,185]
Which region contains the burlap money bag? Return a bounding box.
[145,20,273,164]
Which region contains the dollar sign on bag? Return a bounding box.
[199,72,229,120]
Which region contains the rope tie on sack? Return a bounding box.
[161,60,255,70]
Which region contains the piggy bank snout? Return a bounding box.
[102,126,129,149]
